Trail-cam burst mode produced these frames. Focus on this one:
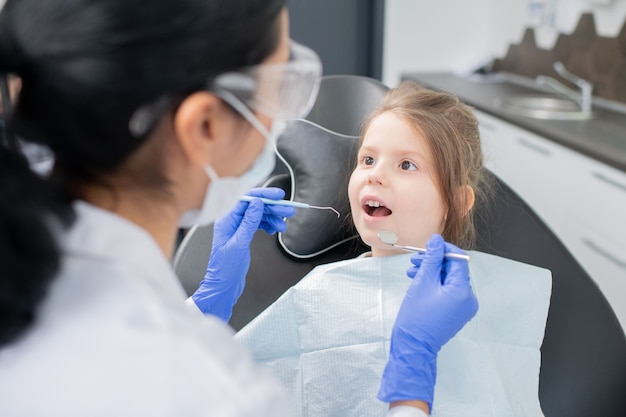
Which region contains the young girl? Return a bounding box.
[196,81,552,417]
[348,81,485,257]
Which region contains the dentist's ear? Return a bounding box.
[173,91,224,168]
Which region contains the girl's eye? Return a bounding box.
[400,160,417,171]
[363,156,375,166]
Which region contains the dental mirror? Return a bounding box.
[377,230,470,261]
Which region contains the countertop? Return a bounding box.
[401,72,626,173]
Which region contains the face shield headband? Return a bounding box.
[128,41,322,139]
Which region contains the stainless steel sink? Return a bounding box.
[495,94,594,120]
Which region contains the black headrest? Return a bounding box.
[276,119,360,258]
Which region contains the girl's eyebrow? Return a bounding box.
[373,146,427,161]
[401,149,428,161]
[358,143,430,163]
[357,145,377,153]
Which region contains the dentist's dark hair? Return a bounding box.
[0,0,285,347]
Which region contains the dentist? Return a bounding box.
[0,0,477,416]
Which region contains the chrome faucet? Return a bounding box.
[535,62,593,112]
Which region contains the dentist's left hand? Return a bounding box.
[192,187,296,321]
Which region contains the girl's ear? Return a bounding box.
[173,91,224,167]
[460,185,475,217]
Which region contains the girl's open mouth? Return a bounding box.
[363,200,392,217]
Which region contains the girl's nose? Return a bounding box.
[367,168,383,185]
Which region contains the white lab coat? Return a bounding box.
[0,201,427,417]
[0,201,288,417]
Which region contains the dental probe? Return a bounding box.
[378,230,470,261]
[239,195,341,218]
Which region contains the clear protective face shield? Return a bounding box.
[128,41,322,139]
[210,41,322,126]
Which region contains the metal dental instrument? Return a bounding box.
[377,230,470,261]
[240,195,341,218]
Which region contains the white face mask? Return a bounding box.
[178,112,285,228]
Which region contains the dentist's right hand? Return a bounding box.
[191,187,296,322]
[378,234,478,414]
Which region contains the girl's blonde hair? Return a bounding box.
[361,81,493,248]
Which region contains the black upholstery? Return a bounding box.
[275,120,360,258]
[172,75,626,417]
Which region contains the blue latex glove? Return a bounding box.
[378,234,478,410]
[192,187,296,321]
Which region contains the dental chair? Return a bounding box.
[172,75,626,417]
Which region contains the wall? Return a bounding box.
[383,0,626,87]
[289,0,385,78]
[533,0,626,47]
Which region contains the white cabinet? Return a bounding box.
[477,113,565,225]
[475,109,626,332]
